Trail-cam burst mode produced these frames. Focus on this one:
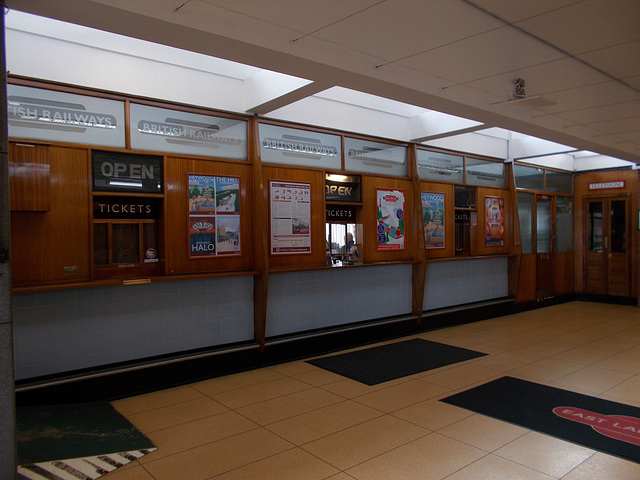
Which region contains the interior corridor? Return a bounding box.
[106,301,640,479]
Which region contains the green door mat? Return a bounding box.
[17,402,155,478]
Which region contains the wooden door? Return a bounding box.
[585,197,630,296]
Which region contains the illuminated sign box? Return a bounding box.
[92,150,163,193]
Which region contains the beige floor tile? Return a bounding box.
[210,447,339,480]
[551,365,633,395]
[266,400,383,445]
[446,454,555,479]
[210,376,312,409]
[99,464,160,480]
[302,415,428,470]
[392,396,474,431]
[439,414,529,451]
[190,367,285,396]
[142,410,258,458]
[421,364,503,390]
[320,376,411,398]
[268,360,318,376]
[516,339,577,357]
[292,367,349,386]
[561,452,640,480]
[144,428,293,480]
[142,449,215,480]
[510,358,584,384]
[353,379,450,413]
[236,387,344,425]
[127,396,229,433]
[111,385,205,416]
[471,351,543,372]
[552,345,617,366]
[495,432,595,477]
[592,352,640,375]
[602,375,640,403]
[346,432,485,480]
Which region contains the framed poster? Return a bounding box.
[485,196,505,246]
[188,175,241,257]
[422,192,445,249]
[270,181,312,254]
[376,189,405,250]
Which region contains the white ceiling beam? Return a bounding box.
[244,71,330,115]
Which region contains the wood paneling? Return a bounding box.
[362,176,414,264]
[516,254,536,302]
[10,146,91,285]
[555,252,575,295]
[9,143,50,211]
[263,166,326,269]
[164,157,254,275]
[420,181,454,259]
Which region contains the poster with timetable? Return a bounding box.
[270,181,312,254]
[188,175,241,257]
[376,189,405,250]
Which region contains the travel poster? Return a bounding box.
[422,192,445,249]
[188,175,241,257]
[485,195,505,246]
[270,181,311,254]
[376,189,405,250]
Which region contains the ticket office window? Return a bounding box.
[92,197,163,278]
[326,222,360,265]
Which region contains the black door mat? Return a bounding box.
[441,376,640,464]
[307,338,487,385]
[17,402,155,466]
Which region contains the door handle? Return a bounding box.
[604,237,608,249]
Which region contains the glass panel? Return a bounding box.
[611,200,626,253]
[344,137,408,177]
[465,157,506,187]
[556,197,574,253]
[454,185,476,209]
[93,223,109,265]
[417,150,464,183]
[517,192,533,254]
[546,170,573,194]
[536,198,552,253]
[514,164,544,191]
[112,223,139,263]
[588,202,603,253]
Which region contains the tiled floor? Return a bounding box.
[108,301,640,479]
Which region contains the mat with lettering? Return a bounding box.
[441,376,640,464]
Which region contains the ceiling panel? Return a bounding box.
[465,0,580,23]
[198,0,378,35]
[399,26,565,86]
[554,100,640,125]
[577,40,640,80]
[515,0,640,55]
[463,56,612,105]
[311,0,503,63]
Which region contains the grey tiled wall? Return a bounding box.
[13,259,508,380]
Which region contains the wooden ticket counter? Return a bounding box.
[7,78,533,381]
